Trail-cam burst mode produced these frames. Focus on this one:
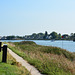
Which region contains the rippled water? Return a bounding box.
[1,40,75,52]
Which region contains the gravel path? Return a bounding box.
[8,48,43,75]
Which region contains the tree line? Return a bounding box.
[24,31,75,40]
[1,31,75,40]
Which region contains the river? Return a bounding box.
[0,40,75,52]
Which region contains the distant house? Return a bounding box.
[1,36,7,40]
[62,34,69,39]
[0,36,2,39]
[46,35,52,39]
[13,37,18,40]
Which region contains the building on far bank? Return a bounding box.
[1,36,7,40]
[0,36,2,39]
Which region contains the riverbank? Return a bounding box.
[8,48,42,75]
[7,41,75,75]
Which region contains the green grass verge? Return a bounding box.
[0,63,26,75]
[7,41,75,75]
[0,43,31,75]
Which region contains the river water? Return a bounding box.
[0,40,75,52]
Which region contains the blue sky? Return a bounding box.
[0,0,75,36]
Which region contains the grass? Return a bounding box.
[0,44,31,75]
[7,41,75,75]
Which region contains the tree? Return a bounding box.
[6,35,15,40]
[43,31,48,39]
[37,33,44,39]
[50,31,58,39]
[74,33,75,37]
[30,33,36,39]
[73,33,75,41]
[58,33,61,39]
[70,33,74,40]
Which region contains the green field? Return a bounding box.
[0,47,31,75]
[7,41,75,75]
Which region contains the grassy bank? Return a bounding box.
[0,46,31,75]
[7,41,75,75]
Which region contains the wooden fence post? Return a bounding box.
[2,44,7,63]
[0,42,2,52]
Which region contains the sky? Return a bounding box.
[0,0,75,36]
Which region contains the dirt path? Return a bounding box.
[8,48,43,75]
